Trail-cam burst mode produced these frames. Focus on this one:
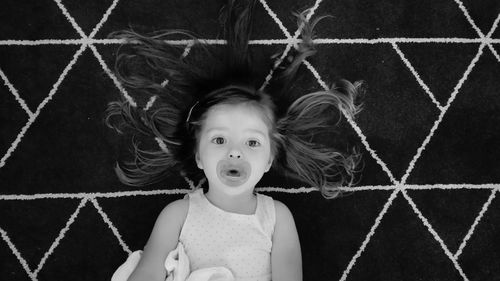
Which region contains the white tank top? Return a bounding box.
[179,188,275,281]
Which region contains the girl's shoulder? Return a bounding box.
[271,199,287,211]
[165,196,189,211]
[271,200,295,226]
[156,196,189,229]
[255,194,293,221]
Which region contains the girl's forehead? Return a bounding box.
[203,104,270,132]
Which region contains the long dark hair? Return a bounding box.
[105,0,363,198]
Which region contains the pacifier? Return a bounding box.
[216,159,251,187]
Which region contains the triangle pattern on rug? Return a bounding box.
[0,83,27,157]
[59,0,117,36]
[407,189,492,253]
[258,0,318,36]
[346,194,464,281]
[0,45,80,111]
[0,199,81,271]
[313,44,441,181]
[286,190,393,280]
[407,50,500,184]
[249,44,394,186]
[457,192,500,281]
[461,0,500,35]
[0,0,81,40]
[314,0,479,39]
[253,0,317,40]
[0,235,32,281]
[396,43,480,106]
[98,194,185,251]
[36,203,125,281]
[0,47,146,194]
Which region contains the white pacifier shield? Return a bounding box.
[216,159,251,187]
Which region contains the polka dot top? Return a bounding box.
[179,189,275,281]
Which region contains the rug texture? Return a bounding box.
[1,0,500,280]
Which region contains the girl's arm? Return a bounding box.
[271,200,303,281]
[126,198,189,281]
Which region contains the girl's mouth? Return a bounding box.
[216,160,251,187]
[226,169,241,177]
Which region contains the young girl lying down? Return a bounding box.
[106,1,362,280]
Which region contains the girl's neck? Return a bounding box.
[205,188,257,215]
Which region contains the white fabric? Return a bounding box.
[165,242,190,281]
[111,242,235,281]
[111,250,142,281]
[179,189,275,281]
[166,242,234,281]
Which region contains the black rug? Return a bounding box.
[1,0,500,280]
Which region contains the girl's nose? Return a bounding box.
[228,147,242,159]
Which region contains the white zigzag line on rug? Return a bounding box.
[339,188,400,281]
[88,0,120,39]
[89,44,137,107]
[1,185,500,201]
[0,227,37,280]
[0,67,34,117]
[2,37,500,46]
[91,198,131,255]
[52,0,86,38]
[454,188,498,259]
[402,189,469,280]
[391,42,443,110]
[33,198,88,276]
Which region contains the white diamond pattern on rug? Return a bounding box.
[1,0,500,280]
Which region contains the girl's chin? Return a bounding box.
[217,173,249,187]
[207,179,257,193]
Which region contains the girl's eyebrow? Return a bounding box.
[207,127,266,137]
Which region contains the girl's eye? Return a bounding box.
[247,140,261,147]
[212,137,225,145]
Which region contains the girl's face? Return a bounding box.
[195,103,273,196]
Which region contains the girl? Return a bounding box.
[106,1,362,280]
